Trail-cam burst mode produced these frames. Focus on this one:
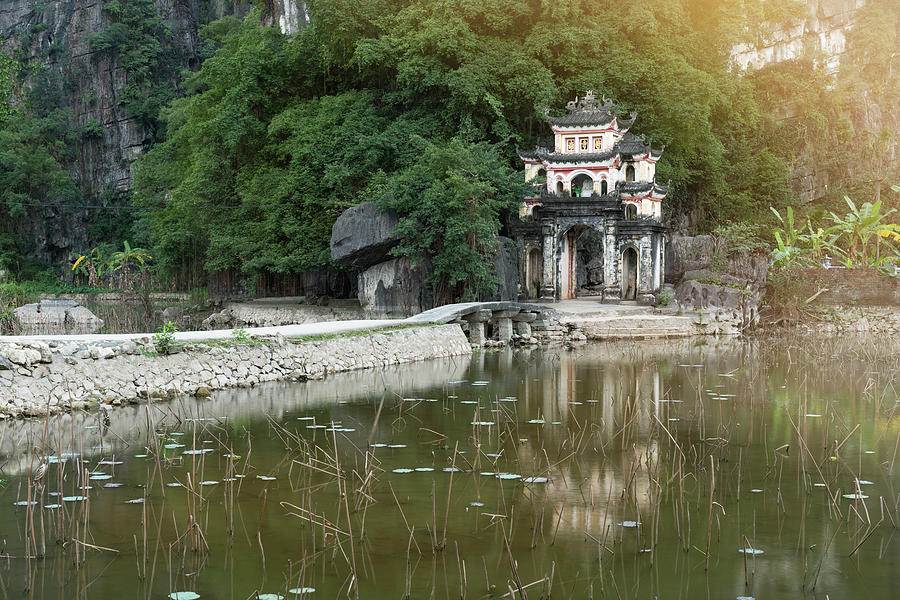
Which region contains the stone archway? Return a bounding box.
[570,173,594,197]
[622,247,638,300]
[557,224,605,299]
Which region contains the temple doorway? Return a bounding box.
[622,247,638,300]
[575,229,604,294]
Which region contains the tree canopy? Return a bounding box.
[134,0,806,295]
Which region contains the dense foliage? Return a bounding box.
[134,0,811,296]
[1,0,896,299]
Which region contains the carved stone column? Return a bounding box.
[602,224,621,301]
[540,224,556,300]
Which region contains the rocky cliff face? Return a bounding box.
[0,0,307,266]
[730,0,898,204]
[732,0,865,74]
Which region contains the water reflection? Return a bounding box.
[0,335,896,599]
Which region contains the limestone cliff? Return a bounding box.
[0,0,307,265]
[732,0,865,74]
[731,0,898,204]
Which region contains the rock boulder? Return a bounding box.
[14,299,104,335]
[488,237,519,302]
[330,202,401,268]
[357,257,431,316]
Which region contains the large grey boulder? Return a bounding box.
[331,202,401,268]
[357,257,431,316]
[14,299,104,335]
[675,279,761,331]
[665,235,715,284]
[666,234,767,287]
[488,237,519,301]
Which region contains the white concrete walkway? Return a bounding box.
[0,298,690,344]
[0,318,404,344]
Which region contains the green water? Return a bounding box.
[0,336,897,599]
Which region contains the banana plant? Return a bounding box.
[71,248,106,287]
[828,197,898,266]
[106,241,152,291]
[770,206,810,267]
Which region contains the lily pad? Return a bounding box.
[522,476,548,484]
[257,595,284,600]
[392,468,414,474]
[164,443,185,449]
[125,498,145,504]
[414,467,434,472]
[104,482,124,488]
[199,480,219,486]
[169,593,200,600]
[619,521,641,528]
[471,421,494,426]
[496,473,520,480]
[183,449,213,455]
[44,504,61,509]
[257,475,276,481]
[90,474,112,480]
[527,418,545,424]
[738,548,764,555]
[62,496,86,502]
[288,588,315,595]
[842,493,868,499]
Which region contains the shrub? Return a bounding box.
[154,321,178,354]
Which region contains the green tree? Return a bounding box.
[379,137,524,300]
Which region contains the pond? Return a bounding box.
[0,336,897,599]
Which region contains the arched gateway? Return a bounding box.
[513,91,669,302]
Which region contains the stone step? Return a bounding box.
[587,328,694,339]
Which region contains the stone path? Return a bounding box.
[1,298,697,345]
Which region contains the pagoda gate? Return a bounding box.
[512,92,668,302]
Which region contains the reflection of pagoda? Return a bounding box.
[512,92,668,302]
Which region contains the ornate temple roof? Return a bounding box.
[516,133,660,165]
[528,149,618,164]
[620,181,669,197]
[544,91,637,129]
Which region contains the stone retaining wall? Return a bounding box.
[790,268,900,306]
[0,325,471,418]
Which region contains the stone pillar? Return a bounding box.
[497,318,513,342]
[512,311,536,338]
[493,309,519,343]
[638,235,653,294]
[467,322,486,346]
[540,224,556,299]
[602,226,621,301]
[463,309,492,347]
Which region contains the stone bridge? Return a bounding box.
[406,301,559,346]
